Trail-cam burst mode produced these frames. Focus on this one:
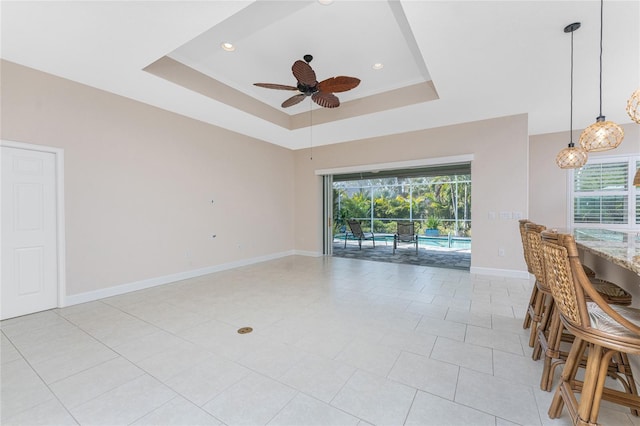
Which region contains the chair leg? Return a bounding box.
[533,295,553,361]
[616,353,640,416]
[540,306,564,391]
[528,289,546,348]
[577,343,603,424]
[523,285,539,330]
[549,337,586,419]
[588,348,617,424]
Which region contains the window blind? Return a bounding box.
[574,162,628,192]
[571,157,639,227]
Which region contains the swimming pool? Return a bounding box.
[338,233,471,250]
[419,236,471,250]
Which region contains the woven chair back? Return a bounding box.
[540,231,586,329]
[524,222,548,290]
[518,219,533,274]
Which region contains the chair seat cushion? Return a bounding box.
[590,278,633,305]
[587,302,640,338]
[591,279,630,297]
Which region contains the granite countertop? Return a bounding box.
[572,229,640,276]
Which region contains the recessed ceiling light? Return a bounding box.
[221,42,235,52]
[318,0,333,5]
[372,63,384,70]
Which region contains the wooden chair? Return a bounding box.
[542,231,639,425]
[393,222,418,254]
[520,220,597,349]
[345,219,376,250]
[525,224,631,392]
[520,219,546,347]
[519,219,538,334]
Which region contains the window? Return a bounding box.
[570,155,639,228]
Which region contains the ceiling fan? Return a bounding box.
[254,54,360,109]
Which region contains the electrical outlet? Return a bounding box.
[498,248,505,257]
[488,211,496,220]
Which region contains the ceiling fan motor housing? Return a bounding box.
[297,82,318,96]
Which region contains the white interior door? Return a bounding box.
[1,146,58,320]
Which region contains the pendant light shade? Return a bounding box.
[578,117,624,152]
[557,143,588,169]
[556,22,588,169]
[579,0,624,152]
[627,88,640,124]
[634,168,640,187]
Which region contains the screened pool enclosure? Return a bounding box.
[332,164,472,240]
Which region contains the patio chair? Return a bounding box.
[393,222,418,254]
[345,219,376,250]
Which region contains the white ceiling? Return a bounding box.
[2,1,639,150]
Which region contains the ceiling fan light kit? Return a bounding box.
[579,0,624,152]
[254,54,360,109]
[556,22,588,169]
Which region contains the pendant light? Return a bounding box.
[579,0,624,152]
[556,22,588,169]
[627,88,640,124]
[634,168,640,187]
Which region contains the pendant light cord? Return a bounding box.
[598,0,603,117]
[570,27,574,144]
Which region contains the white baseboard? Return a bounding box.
[62,250,295,307]
[470,266,530,280]
[293,250,323,257]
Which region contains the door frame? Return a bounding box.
[1,140,67,309]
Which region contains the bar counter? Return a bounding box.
[572,228,640,276]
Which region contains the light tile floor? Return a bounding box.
[2,256,639,425]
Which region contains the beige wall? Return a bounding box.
[293,114,530,276]
[529,124,640,228]
[1,60,295,298]
[11,57,617,299]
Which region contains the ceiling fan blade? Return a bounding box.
[281,94,306,108]
[312,92,339,108]
[254,83,298,91]
[317,76,361,93]
[292,60,317,87]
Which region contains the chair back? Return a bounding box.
[518,219,533,273]
[524,222,548,291]
[396,222,415,242]
[347,220,364,238]
[540,230,590,330]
